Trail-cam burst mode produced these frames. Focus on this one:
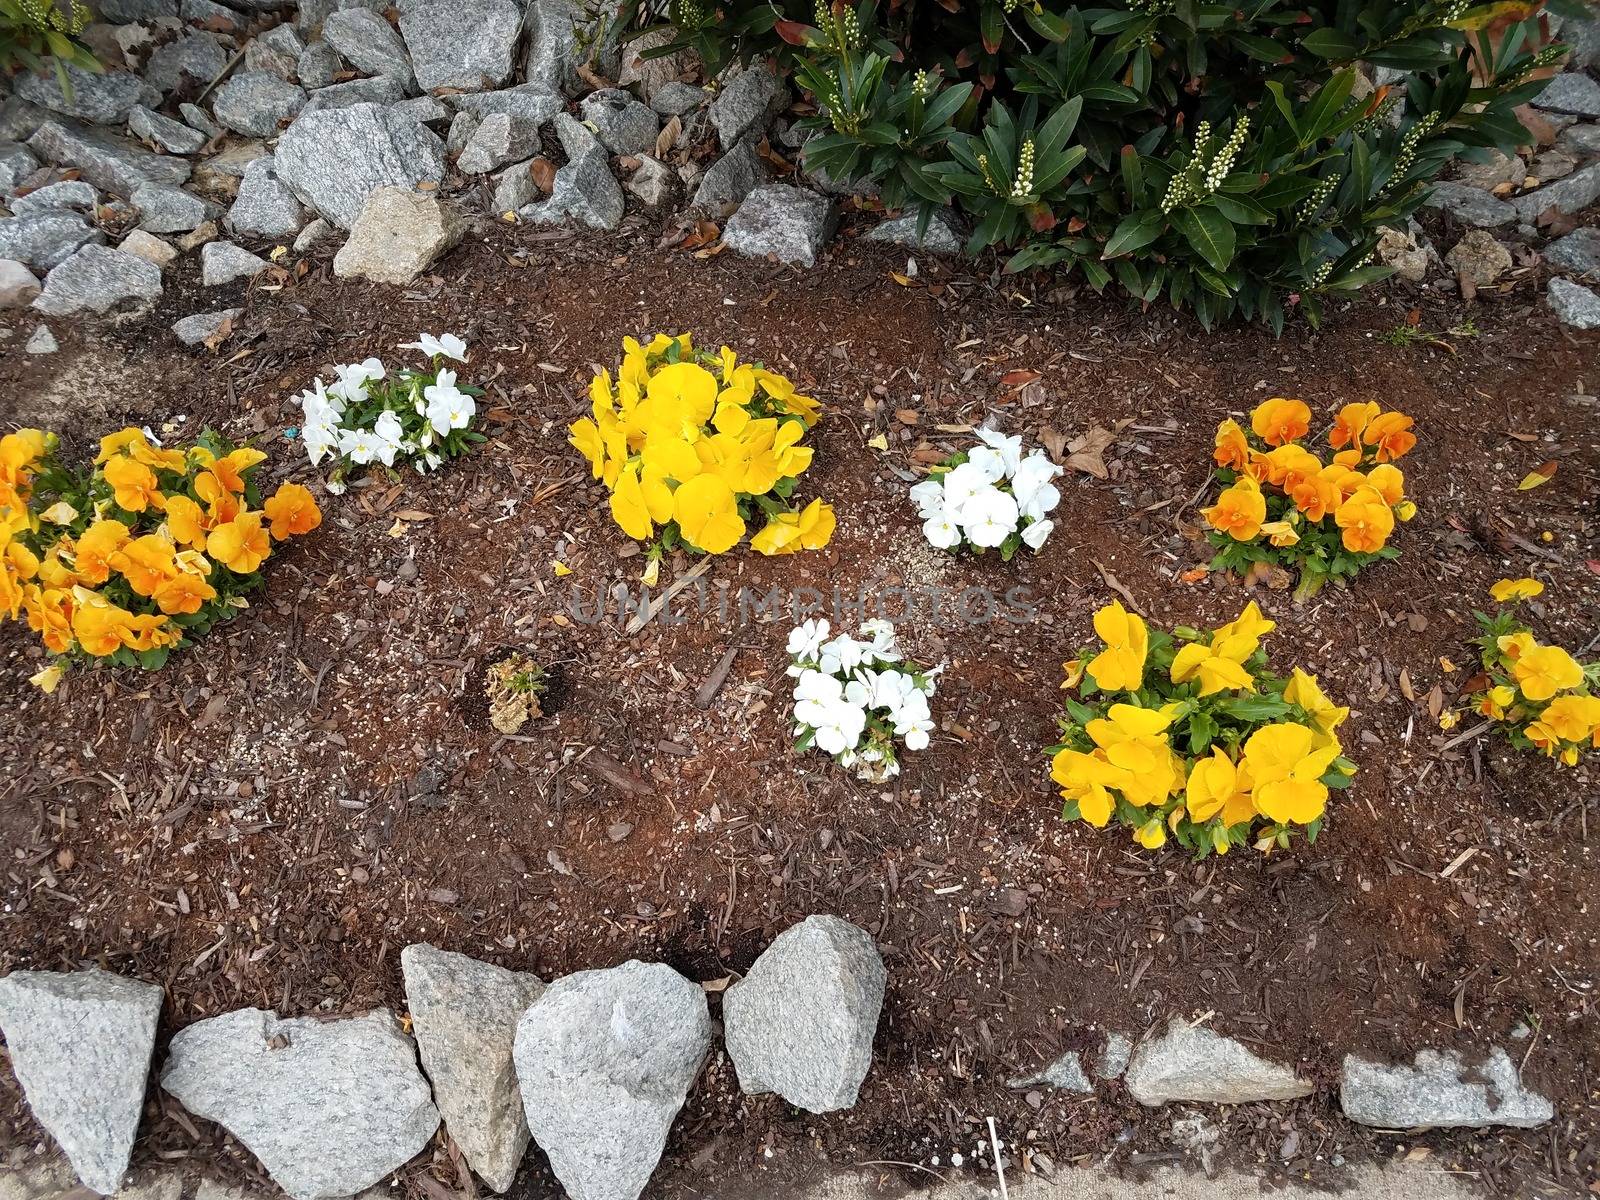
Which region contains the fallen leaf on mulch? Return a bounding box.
[1518,459,1558,490]
[1062,420,1133,479]
[1000,368,1040,387]
[530,158,557,194]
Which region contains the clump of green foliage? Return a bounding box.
[2,0,101,93]
[622,0,1576,330]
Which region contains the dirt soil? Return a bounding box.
[0,216,1598,1200]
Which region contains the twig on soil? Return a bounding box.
[1090,559,1140,611]
[1436,719,1493,754]
[696,647,740,709]
[625,557,714,635]
[986,1116,1009,1200]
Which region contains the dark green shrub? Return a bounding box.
[623,0,1576,329]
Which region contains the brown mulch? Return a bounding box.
[1,217,1598,1199]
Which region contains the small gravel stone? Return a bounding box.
[1342,1047,1554,1129]
[322,9,416,92]
[14,66,159,126]
[133,183,219,233]
[0,259,42,307]
[1534,72,1600,117]
[172,307,241,345]
[201,239,270,285]
[9,180,98,215]
[144,31,230,95]
[128,105,208,154]
[25,324,57,353]
[0,211,102,270]
[33,243,163,316]
[212,71,307,138]
[1548,276,1600,329]
[1545,226,1600,275]
[721,183,836,267]
[399,0,523,92]
[118,229,177,267]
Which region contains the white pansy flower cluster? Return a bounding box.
[910,426,1063,557]
[294,333,479,492]
[787,618,940,783]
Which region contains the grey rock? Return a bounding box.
[650,80,706,117]
[332,185,464,283]
[179,102,222,139]
[97,0,178,18]
[1010,1051,1091,1094]
[193,141,270,189]
[689,138,762,211]
[144,32,230,94]
[273,102,446,228]
[323,9,416,92]
[1559,121,1600,157]
[1444,228,1512,287]
[1511,163,1600,223]
[1341,1047,1553,1129]
[400,944,544,1193]
[443,86,561,124]
[1562,9,1600,69]
[523,0,591,95]
[490,160,539,212]
[0,258,42,307]
[1452,148,1523,191]
[0,969,162,1195]
[296,42,345,90]
[212,71,306,137]
[0,97,50,143]
[128,105,208,154]
[226,157,305,238]
[296,0,337,35]
[1530,149,1577,182]
[399,0,522,92]
[623,155,680,212]
[579,88,659,156]
[133,182,218,232]
[244,23,305,78]
[32,244,162,315]
[29,119,192,196]
[393,95,450,126]
[160,1008,440,1200]
[446,110,482,156]
[457,112,539,174]
[201,239,270,284]
[183,0,245,31]
[1549,277,1600,329]
[709,64,788,149]
[293,216,332,251]
[865,209,965,255]
[0,141,41,192]
[1545,226,1600,275]
[617,27,691,102]
[1421,181,1516,227]
[1534,72,1600,118]
[14,66,160,125]
[301,76,408,113]
[723,916,884,1113]
[721,183,835,268]
[0,211,103,270]
[26,325,57,354]
[172,307,240,345]
[1123,1018,1312,1106]
[518,116,622,230]
[1096,1032,1134,1080]
[119,229,178,267]
[9,180,99,215]
[513,961,710,1200]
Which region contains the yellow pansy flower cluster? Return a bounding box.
[1463,579,1600,766]
[570,335,834,561]
[1205,398,1418,600]
[1050,600,1355,857]
[1,426,320,693]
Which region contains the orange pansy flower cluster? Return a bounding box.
[0,427,321,692]
[1203,398,1417,597]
